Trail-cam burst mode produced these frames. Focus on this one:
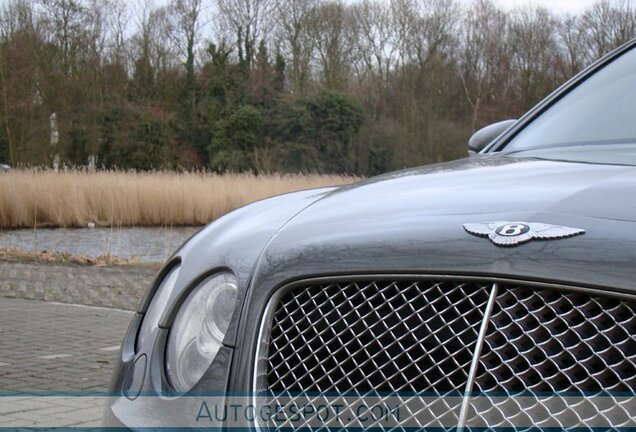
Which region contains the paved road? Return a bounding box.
[0,298,133,392]
[0,263,155,427]
[0,298,135,427]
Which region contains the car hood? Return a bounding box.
[253,155,636,294]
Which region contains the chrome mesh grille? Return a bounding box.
[465,286,636,429]
[262,280,491,430]
[267,280,491,394]
[475,287,636,393]
[257,279,636,430]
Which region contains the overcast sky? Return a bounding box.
[488,0,602,13]
[0,0,619,19]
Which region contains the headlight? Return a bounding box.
[137,265,181,352]
[166,272,238,392]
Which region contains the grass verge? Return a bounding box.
[0,247,158,267]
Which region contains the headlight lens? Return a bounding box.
[166,273,238,392]
[137,265,180,352]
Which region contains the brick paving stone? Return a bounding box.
[0,261,157,310]
[0,298,136,427]
[0,262,164,427]
[0,298,134,392]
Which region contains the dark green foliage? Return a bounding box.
[259,97,319,173]
[274,54,286,94]
[209,105,262,172]
[98,105,176,170]
[303,92,363,173]
[0,136,8,163]
[66,127,88,166]
[369,144,393,176]
[207,92,363,174]
[130,51,155,103]
[126,114,173,170]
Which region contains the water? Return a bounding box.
[0,226,201,263]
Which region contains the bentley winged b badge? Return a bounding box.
[463,221,585,247]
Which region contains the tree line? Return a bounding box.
[1,0,635,175]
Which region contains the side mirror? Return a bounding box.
[468,119,517,155]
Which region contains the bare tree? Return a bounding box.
[403,0,459,70]
[38,0,86,76]
[166,0,203,117]
[0,0,42,165]
[509,6,560,107]
[307,0,354,91]
[272,0,315,93]
[579,0,636,63]
[102,0,130,67]
[350,0,399,84]
[557,14,585,79]
[458,0,512,129]
[217,0,272,69]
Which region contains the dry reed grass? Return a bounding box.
[0,169,358,229]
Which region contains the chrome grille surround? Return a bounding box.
[253,277,636,431]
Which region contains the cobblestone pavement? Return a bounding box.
[0,262,157,427]
[0,395,109,428]
[0,297,134,391]
[0,298,135,427]
[0,261,157,310]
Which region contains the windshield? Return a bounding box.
[503,45,636,158]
